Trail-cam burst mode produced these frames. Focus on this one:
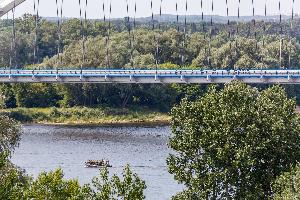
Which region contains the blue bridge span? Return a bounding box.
[0,69,300,84]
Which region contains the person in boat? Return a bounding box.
[85,159,111,167]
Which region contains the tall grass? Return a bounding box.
[0,107,170,125]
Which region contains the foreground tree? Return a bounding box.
[24,169,85,199]
[0,115,26,199]
[0,153,29,199]
[273,164,300,199]
[91,165,147,200]
[1,162,146,199]
[168,82,300,199]
[0,115,21,153]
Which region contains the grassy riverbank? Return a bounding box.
[0,107,171,126]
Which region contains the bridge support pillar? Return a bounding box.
[206,75,211,82]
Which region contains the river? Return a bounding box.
[11,125,183,200]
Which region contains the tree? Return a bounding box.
[91,165,147,200]
[0,152,29,200]
[0,84,16,108]
[273,164,300,199]
[23,165,146,200]
[168,82,300,199]
[0,115,21,153]
[13,83,60,108]
[1,159,146,200]
[0,115,26,200]
[23,169,86,200]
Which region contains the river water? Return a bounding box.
[11,125,183,200]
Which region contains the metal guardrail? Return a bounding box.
[0,69,300,84]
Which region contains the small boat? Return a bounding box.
[85,159,112,168]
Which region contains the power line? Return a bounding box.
[235,0,241,66]
[156,0,163,67]
[151,0,159,70]
[78,0,86,72]
[84,0,88,68]
[103,0,111,69]
[176,1,179,32]
[201,0,207,57]
[33,0,40,65]
[133,0,136,69]
[226,0,229,34]
[180,0,188,66]
[159,0,162,30]
[125,0,133,68]
[9,0,16,71]
[55,0,63,69]
[201,0,204,32]
[262,0,267,48]
[226,0,233,68]
[208,0,213,67]
[279,0,282,68]
[289,0,295,68]
[252,0,258,49]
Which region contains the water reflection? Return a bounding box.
[11,125,183,200]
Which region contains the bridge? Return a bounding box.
[0,0,25,17]
[0,0,298,85]
[0,69,299,84]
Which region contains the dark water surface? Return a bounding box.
[11,125,183,200]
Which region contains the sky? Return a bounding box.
[1,0,299,19]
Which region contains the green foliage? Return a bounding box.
[0,84,16,109]
[111,165,146,200]
[172,84,205,102]
[274,164,300,199]
[2,15,300,111]
[0,114,27,200]
[13,83,60,108]
[168,82,300,199]
[0,107,170,125]
[0,111,147,199]
[0,115,21,153]
[23,169,84,200]
[54,83,178,111]
[91,165,147,200]
[0,152,30,200]
[0,163,146,200]
[1,14,300,70]
[133,53,155,68]
[41,30,300,70]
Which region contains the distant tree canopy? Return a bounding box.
[42,30,300,70]
[0,14,300,69]
[168,82,300,199]
[1,15,300,110]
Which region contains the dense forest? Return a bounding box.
[1,15,300,110]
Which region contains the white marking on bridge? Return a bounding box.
[0,69,299,84]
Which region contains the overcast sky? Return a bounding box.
[1,0,299,19]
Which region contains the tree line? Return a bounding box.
[0,15,300,109]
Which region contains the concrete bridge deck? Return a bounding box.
[0,69,300,84]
